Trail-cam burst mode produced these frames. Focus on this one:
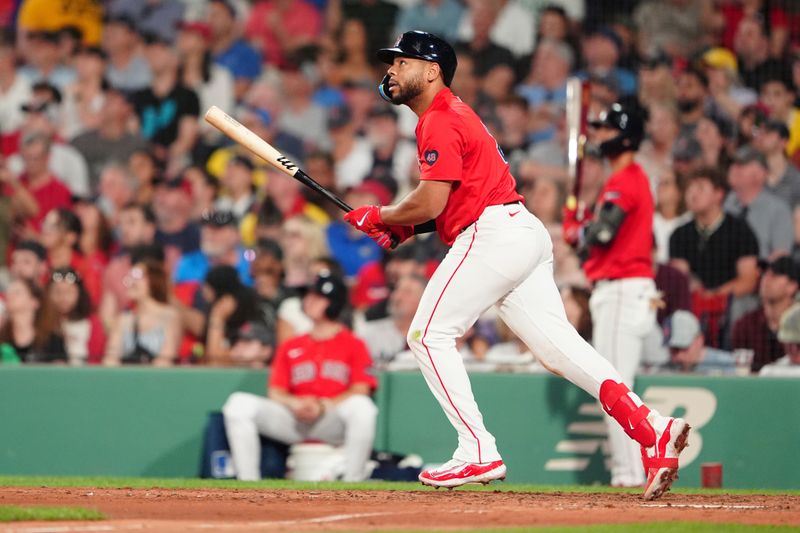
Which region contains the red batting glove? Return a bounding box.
[562,199,592,247]
[344,205,384,235]
[369,224,414,250]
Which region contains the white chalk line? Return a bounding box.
[641,503,768,510]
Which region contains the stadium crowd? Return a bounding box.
[1,0,800,378]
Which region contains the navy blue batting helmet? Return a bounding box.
[376,31,457,102]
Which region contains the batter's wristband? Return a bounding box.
[413,219,436,235]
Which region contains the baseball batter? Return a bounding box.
[222,272,378,481]
[344,31,689,500]
[563,104,659,488]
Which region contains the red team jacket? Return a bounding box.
[269,328,377,398]
[416,88,522,245]
[583,162,654,282]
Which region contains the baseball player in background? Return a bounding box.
[343,31,689,500]
[563,104,660,488]
[222,272,378,481]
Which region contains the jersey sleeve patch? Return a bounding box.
[424,149,439,166]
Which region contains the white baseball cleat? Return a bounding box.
[641,417,691,501]
[419,459,507,488]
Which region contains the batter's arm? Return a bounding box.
[583,202,626,247]
[380,180,452,226]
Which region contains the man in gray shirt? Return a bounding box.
[724,145,793,258]
[753,120,800,209]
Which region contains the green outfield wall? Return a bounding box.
[0,367,797,489]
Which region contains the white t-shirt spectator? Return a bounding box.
[0,75,31,134]
[758,356,800,377]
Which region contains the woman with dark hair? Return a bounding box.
[203,265,264,365]
[48,267,106,365]
[129,148,162,206]
[104,259,181,366]
[0,277,66,363]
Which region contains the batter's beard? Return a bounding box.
[391,76,424,105]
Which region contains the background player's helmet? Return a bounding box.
[589,103,645,158]
[307,271,348,320]
[376,31,457,103]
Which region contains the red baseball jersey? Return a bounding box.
[269,328,377,398]
[583,162,654,281]
[416,88,522,245]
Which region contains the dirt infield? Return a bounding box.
[1,487,799,532]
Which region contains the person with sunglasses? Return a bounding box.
[47,267,105,365]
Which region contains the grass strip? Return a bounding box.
[0,505,105,522]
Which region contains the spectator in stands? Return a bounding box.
[457,1,515,78]
[9,88,91,198]
[207,0,261,103]
[131,32,200,177]
[277,64,329,152]
[47,267,105,365]
[734,16,780,91]
[71,87,147,190]
[671,167,760,296]
[153,176,201,256]
[394,0,464,42]
[250,239,287,340]
[754,120,800,209]
[701,47,757,122]
[515,39,572,145]
[633,0,708,59]
[174,210,253,287]
[105,259,181,366]
[327,104,372,190]
[220,320,276,368]
[18,31,75,91]
[732,256,800,372]
[579,27,636,97]
[245,0,323,69]
[128,148,162,206]
[280,215,329,290]
[364,104,415,198]
[495,95,531,176]
[560,285,593,341]
[204,265,264,363]
[0,277,66,363]
[653,168,689,265]
[637,53,675,109]
[759,73,800,159]
[695,113,734,170]
[356,273,426,367]
[215,156,257,223]
[671,135,704,186]
[102,14,152,93]
[523,176,566,229]
[60,45,106,140]
[176,20,235,137]
[0,32,32,152]
[9,240,48,287]
[759,303,800,377]
[333,19,373,87]
[661,310,735,374]
[99,204,158,330]
[725,146,794,259]
[97,163,137,225]
[457,0,534,59]
[222,271,377,481]
[675,67,712,142]
[355,245,427,320]
[303,150,342,221]
[637,102,680,190]
[184,166,219,222]
[107,0,185,44]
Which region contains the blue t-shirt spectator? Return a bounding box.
[173,247,254,287]
[214,40,262,82]
[326,222,382,278]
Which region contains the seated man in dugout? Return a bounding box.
[222,271,378,481]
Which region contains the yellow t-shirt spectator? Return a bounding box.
[18,0,104,45]
[787,108,800,158]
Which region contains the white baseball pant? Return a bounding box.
[590,278,657,486]
[406,204,644,464]
[222,392,378,481]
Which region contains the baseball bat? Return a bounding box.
[565,77,590,214]
[204,106,399,248]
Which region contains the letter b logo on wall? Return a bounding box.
[642,386,717,467]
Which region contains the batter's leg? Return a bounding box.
[406,220,542,464]
[222,392,305,481]
[307,395,378,481]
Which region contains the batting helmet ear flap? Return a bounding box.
[378,74,392,103]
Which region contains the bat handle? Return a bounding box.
[388,234,400,250]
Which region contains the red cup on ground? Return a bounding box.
[701,462,723,488]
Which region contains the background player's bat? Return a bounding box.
[565,77,591,214]
[204,106,399,248]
